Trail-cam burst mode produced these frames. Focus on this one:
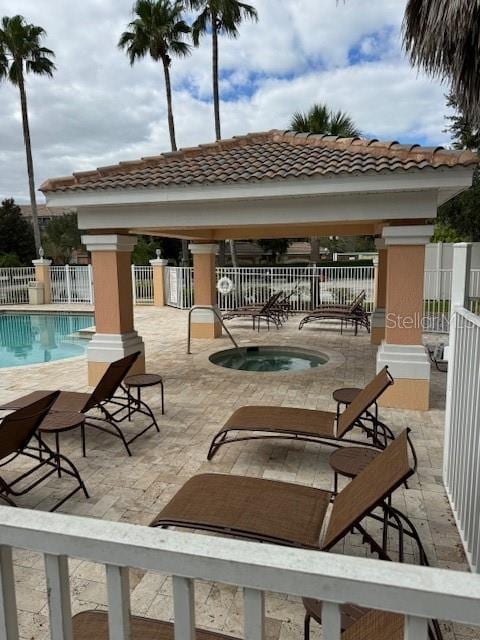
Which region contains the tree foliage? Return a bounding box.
[132,235,182,265]
[42,212,82,264]
[0,198,35,265]
[290,103,360,137]
[255,238,290,263]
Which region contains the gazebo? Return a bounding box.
[41,130,477,410]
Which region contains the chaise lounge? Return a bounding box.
[299,290,370,334]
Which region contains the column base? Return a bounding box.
[376,342,430,411]
[190,306,222,339]
[87,331,146,386]
[370,309,385,346]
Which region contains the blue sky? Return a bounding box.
[0,0,451,202]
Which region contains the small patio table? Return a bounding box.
[38,411,86,476]
[124,373,164,417]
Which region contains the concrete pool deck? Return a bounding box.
[0,305,473,640]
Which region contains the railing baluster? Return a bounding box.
[404,615,429,639]
[243,588,265,640]
[0,546,19,640]
[172,576,195,640]
[321,602,341,640]
[106,565,131,640]
[44,554,73,640]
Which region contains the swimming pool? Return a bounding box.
[0,313,94,368]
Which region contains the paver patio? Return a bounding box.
[0,306,472,640]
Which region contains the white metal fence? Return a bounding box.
[0,506,479,640]
[444,306,480,573]
[131,265,153,304]
[0,267,35,304]
[50,265,93,304]
[164,266,375,312]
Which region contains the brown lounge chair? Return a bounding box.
[151,431,440,639]
[0,392,89,511]
[71,608,403,640]
[207,366,396,461]
[223,291,284,331]
[0,352,158,457]
[299,290,370,334]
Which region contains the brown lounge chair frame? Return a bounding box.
[207,367,401,461]
[223,291,284,331]
[151,430,440,640]
[71,607,404,640]
[0,393,89,511]
[299,290,370,334]
[0,352,159,457]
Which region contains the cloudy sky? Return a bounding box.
[1,0,451,203]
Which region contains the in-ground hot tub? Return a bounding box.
[209,345,329,372]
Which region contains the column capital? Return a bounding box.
[81,234,137,252]
[149,258,168,266]
[382,225,433,246]
[188,243,219,255]
[32,258,52,266]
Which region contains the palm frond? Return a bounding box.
[290,102,360,137]
[403,0,480,123]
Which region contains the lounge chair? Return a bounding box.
[0,392,89,511]
[299,290,370,334]
[71,608,403,640]
[151,431,440,639]
[0,352,159,456]
[207,366,396,461]
[223,291,284,330]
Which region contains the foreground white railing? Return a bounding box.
[444,306,480,572]
[0,507,479,640]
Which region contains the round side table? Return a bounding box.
[38,411,86,475]
[124,373,164,417]
[329,446,380,494]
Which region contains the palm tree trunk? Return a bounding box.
[310,236,320,264]
[212,18,221,141]
[229,239,238,268]
[17,68,41,255]
[181,240,189,266]
[162,59,177,152]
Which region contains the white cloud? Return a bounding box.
[0,0,452,202]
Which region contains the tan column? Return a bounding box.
[150,254,168,306]
[190,243,221,339]
[371,239,388,345]
[82,234,145,386]
[32,257,52,304]
[377,225,433,411]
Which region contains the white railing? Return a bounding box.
[50,265,93,304]
[423,269,453,333]
[444,306,480,573]
[131,265,153,304]
[468,269,480,315]
[164,266,193,309]
[0,507,479,640]
[0,267,35,304]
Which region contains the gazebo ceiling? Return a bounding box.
[41,130,477,241]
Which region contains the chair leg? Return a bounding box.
[161,381,165,415]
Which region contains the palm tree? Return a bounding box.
[119,0,191,152]
[290,103,360,264]
[0,15,55,256]
[188,0,258,141]
[403,1,480,125]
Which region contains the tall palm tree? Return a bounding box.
[0,15,55,255]
[403,1,480,125]
[188,0,258,141]
[119,0,191,152]
[290,103,360,264]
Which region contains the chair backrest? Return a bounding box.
[261,291,283,313]
[337,366,393,438]
[347,290,366,314]
[0,391,60,460]
[86,351,140,409]
[322,430,413,550]
[342,609,403,640]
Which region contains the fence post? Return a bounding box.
[65,265,72,303]
[150,258,168,306]
[32,258,52,304]
[450,243,472,309]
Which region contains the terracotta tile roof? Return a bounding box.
[40,129,478,194]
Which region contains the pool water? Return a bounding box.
[209,346,328,372]
[0,313,93,368]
